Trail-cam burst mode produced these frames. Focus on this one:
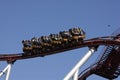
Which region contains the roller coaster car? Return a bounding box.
[69,27,85,41]
[41,36,52,47]
[22,40,32,52]
[22,27,86,54]
[50,34,62,45]
[59,30,72,43]
[31,37,43,53]
[37,37,43,47]
[31,37,38,48]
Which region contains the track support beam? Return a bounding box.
[63,47,97,80]
[0,63,12,80]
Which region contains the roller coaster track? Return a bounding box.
[0,37,120,62]
[78,46,120,80]
[0,36,120,80]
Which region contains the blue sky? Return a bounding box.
[0,0,120,80]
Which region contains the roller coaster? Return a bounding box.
[0,27,120,80]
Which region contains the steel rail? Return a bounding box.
[0,38,120,62]
[78,65,97,80]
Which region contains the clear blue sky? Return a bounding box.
[0,0,120,80]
